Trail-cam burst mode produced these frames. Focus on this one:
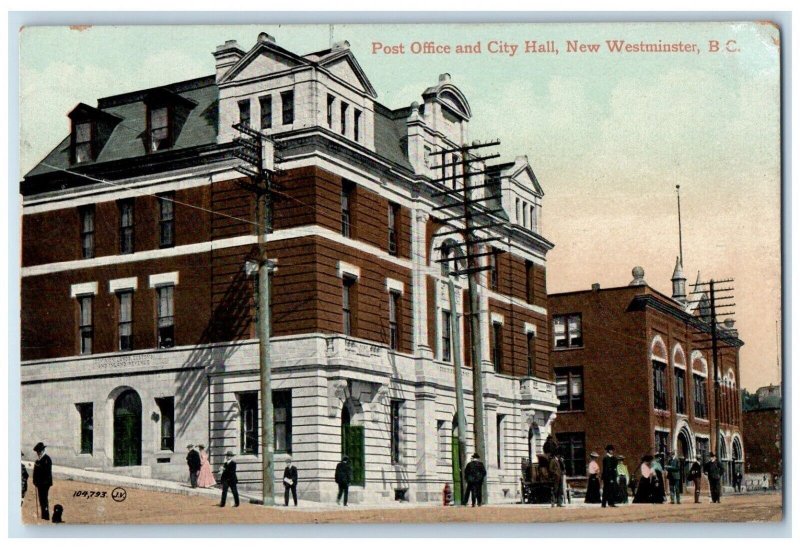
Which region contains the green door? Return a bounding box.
[451,435,462,505]
[114,390,142,466]
[343,425,365,486]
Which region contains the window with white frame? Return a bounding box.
[78,295,93,354]
[156,285,175,348]
[117,290,133,351]
[553,313,582,348]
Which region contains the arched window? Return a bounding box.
[651,336,668,411]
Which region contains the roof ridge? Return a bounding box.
[97,74,216,109]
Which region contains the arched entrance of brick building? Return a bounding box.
[113,389,142,466]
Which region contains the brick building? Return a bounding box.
[20,32,557,503]
[548,265,744,489]
[742,387,782,484]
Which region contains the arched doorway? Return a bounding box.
[732,438,743,487]
[677,430,691,493]
[113,389,142,466]
[717,434,730,486]
[341,401,365,486]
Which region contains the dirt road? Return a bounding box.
[21,479,782,525]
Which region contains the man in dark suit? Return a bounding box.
[601,444,618,508]
[686,458,703,503]
[32,442,52,520]
[463,453,487,507]
[283,457,298,506]
[21,453,29,506]
[186,444,201,488]
[666,451,683,504]
[335,456,352,506]
[218,451,239,507]
[704,452,725,503]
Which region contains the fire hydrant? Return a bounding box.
[443,483,452,506]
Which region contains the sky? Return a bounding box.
[18,22,782,390]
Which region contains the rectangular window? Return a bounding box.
[117,290,133,351]
[74,121,93,163]
[389,290,401,351]
[259,95,272,129]
[516,198,521,224]
[118,199,134,255]
[281,90,294,125]
[76,403,93,454]
[655,430,670,455]
[157,285,175,349]
[274,390,292,454]
[525,260,534,304]
[239,392,259,455]
[388,202,399,256]
[675,368,687,415]
[341,181,353,237]
[492,321,503,370]
[441,310,452,362]
[696,437,710,462]
[553,313,582,348]
[390,400,403,464]
[78,295,93,354]
[653,360,668,410]
[496,414,506,468]
[488,249,499,290]
[326,94,335,127]
[238,98,251,126]
[354,109,362,141]
[526,332,535,376]
[340,102,348,135]
[149,106,170,151]
[693,375,708,418]
[555,367,584,412]
[556,432,586,477]
[158,193,174,248]
[79,205,95,259]
[342,276,355,336]
[156,397,175,451]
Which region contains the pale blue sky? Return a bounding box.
[19,22,781,388]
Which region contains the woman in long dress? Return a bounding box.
[584,452,602,504]
[650,453,666,503]
[633,455,654,503]
[615,455,629,504]
[197,444,216,488]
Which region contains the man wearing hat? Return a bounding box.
[463,453,487,507]
[186,444,201,488]
[335,456,353,506]
[665,450,683,504]
[283,456,299,506]
[218,450,239,507]
[704,452,725,503]
[32,442,52,520]
[601,444,618,508]
[686,457,703,503]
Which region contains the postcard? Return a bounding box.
[17,21,782,525]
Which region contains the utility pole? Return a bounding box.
[233,121,280,506]
[430,140,504,504]
[447,278,468,504]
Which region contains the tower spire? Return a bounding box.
[676,184,684,267]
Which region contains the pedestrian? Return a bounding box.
[21,453,29,506]
[335,456,353,506]
[704,452,724,503]
[584,452,601,504]
[666,451,683,504]
[650,452,666,503]
[615,455,629,504]
[547,451,564,507]
[632,455,654,503]
[218,450,239,507]
[734,470,743,493]
[186,444,201,488]
[197,444,215,488]
[686,457,703,503]
[601,445,618,508]
[283,456,298,506]
[32,442,52,520]
[543,434,558,457]
[463,453,487,507]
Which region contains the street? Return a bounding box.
[21,479,782,525]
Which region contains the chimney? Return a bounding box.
[591,283,601,292]
[213,39,245,82]
[671,256,687,303]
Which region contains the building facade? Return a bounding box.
[20,33,558,503]
[548,266,745,489]
[742,385,782,485]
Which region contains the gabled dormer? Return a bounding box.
[489,156,544,234]
[143,88,197,153]
[67,103,121,165]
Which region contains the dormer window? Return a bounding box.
[148,106,170,152]
[73,121,93,163]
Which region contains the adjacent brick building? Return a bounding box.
[742,386,782,484]
[548,265,744,489]
[20,32,557,503]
